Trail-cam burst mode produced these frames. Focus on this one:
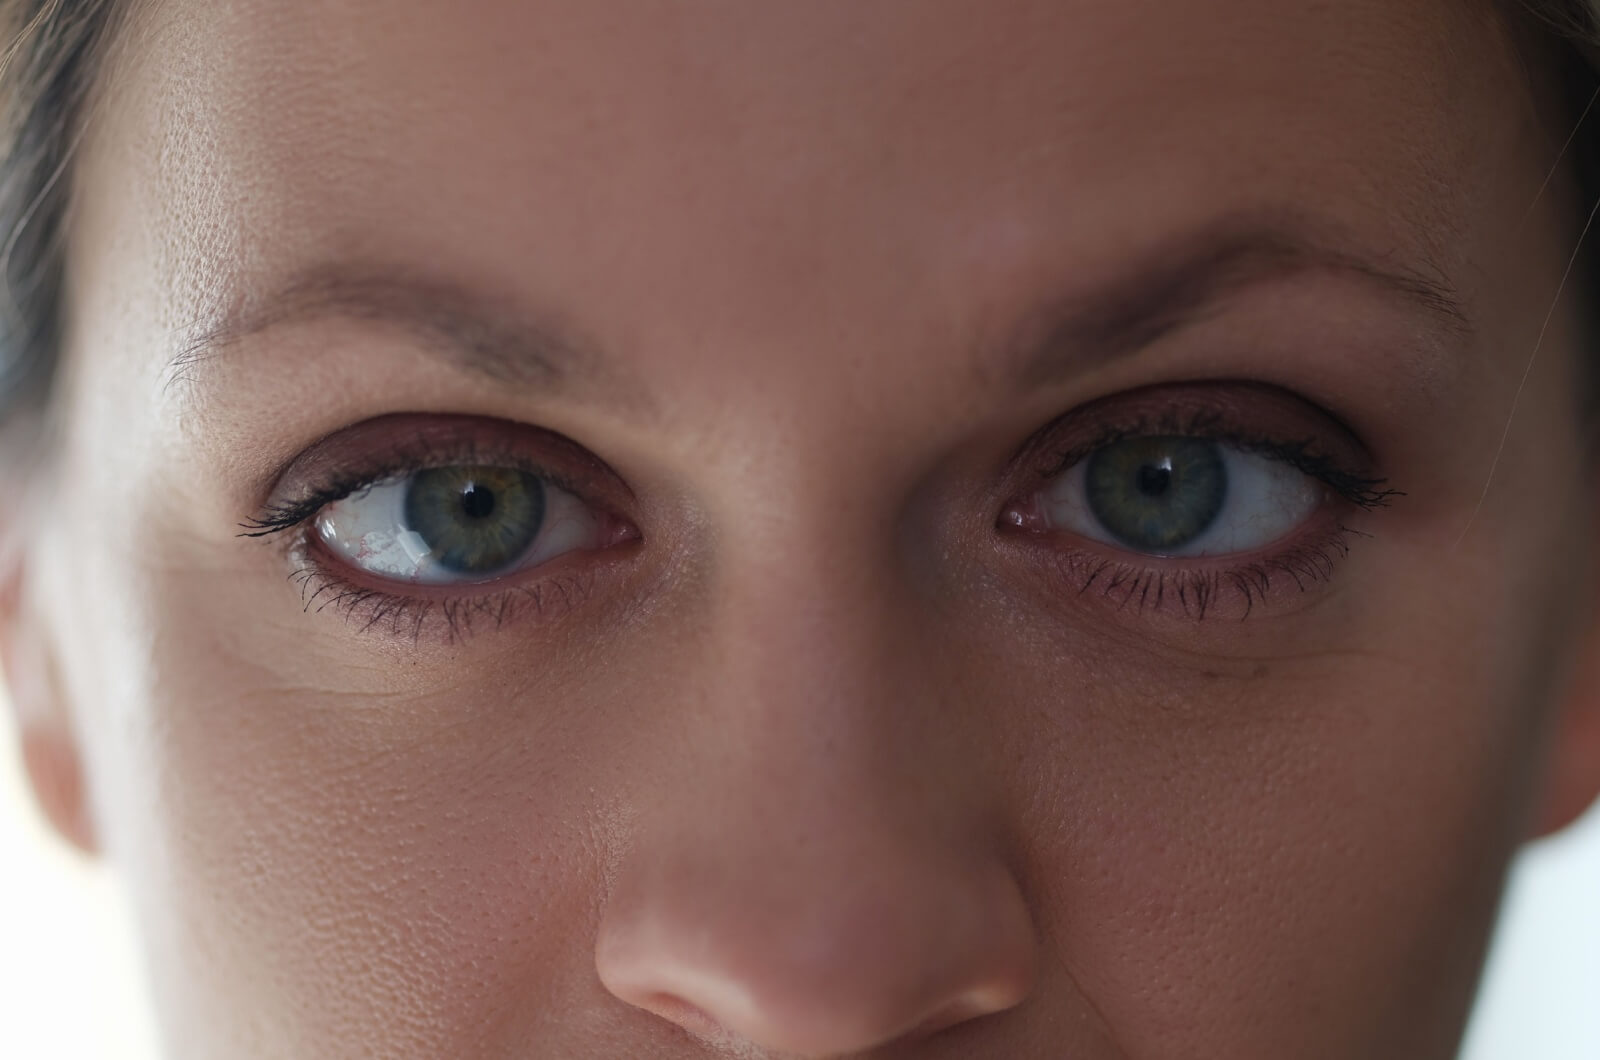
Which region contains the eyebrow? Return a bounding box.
[1000,215,1470,387]
[174,214,1469,401]
[173,264,609,394]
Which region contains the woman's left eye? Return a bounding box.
[314,465,605,584]
[1036,435,1323,557]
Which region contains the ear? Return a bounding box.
[1530,625,1600,838]
[0,529,96,855]
[1528,469,1600,838]
[1530,612,1600,838]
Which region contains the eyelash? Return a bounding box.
[283,560,596,641]
[1013,404,1400,619]
[243,395,1396,639]
[240,435,621,642]
[1040,526,1364,620]
[240,440,597,539]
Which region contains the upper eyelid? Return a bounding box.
[244,461,592,541]
[1014,386,1398,516]
[1050,434,1396,513]
[1021,382,1375,470]
[246,414,633,530]
[1037,415,1330,480]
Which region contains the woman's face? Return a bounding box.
[7,0,1600,1056]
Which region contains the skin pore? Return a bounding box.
[6,0,1600,1057]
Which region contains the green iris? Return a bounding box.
[403,466,546,575]
[1084,436,1227,552]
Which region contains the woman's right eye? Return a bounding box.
[314,465,609,585]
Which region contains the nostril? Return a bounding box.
[909,1007,962,1038]
[905,996,993,1039]
[596,834,1040,1054]
[599,892,1039,1053]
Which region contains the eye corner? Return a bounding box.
[996,492,1047,534]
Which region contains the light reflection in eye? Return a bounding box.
[1038,436,1323,557]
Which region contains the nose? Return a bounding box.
[593,554,1038,1054]
[596,829,1037,1055]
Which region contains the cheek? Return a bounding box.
[74,580,625,1054]
[137,693,613,1052]
[990,555,1576,1056]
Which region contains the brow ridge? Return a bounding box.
[171,215,1469,406]
[1002,215,1471,388]
[171,264,593,392]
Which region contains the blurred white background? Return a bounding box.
[1,698,1598,1059]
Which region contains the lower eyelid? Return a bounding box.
[999,502,1366,622]
[287,531,619,642]
[270,486,642,643]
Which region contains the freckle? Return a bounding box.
[1200,671,1222,680]
[1253,664,1269,679]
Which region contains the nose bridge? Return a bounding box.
[703,531,953,850]
[715,507,912,751]
[686,472,959,835]
[594,483,1037,1055]
[647,483,928,850]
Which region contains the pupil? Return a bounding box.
[459,483,496,520]
[1137,462,1172,497]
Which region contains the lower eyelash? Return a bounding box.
[288,554,595,643]
[1060,525,1361,620]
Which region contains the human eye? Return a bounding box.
[242,414,640,637]
[1000,383,1399,619]
[314,467,598,585]
[1039,436,1320,558]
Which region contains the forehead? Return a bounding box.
[81,0,1525,409]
